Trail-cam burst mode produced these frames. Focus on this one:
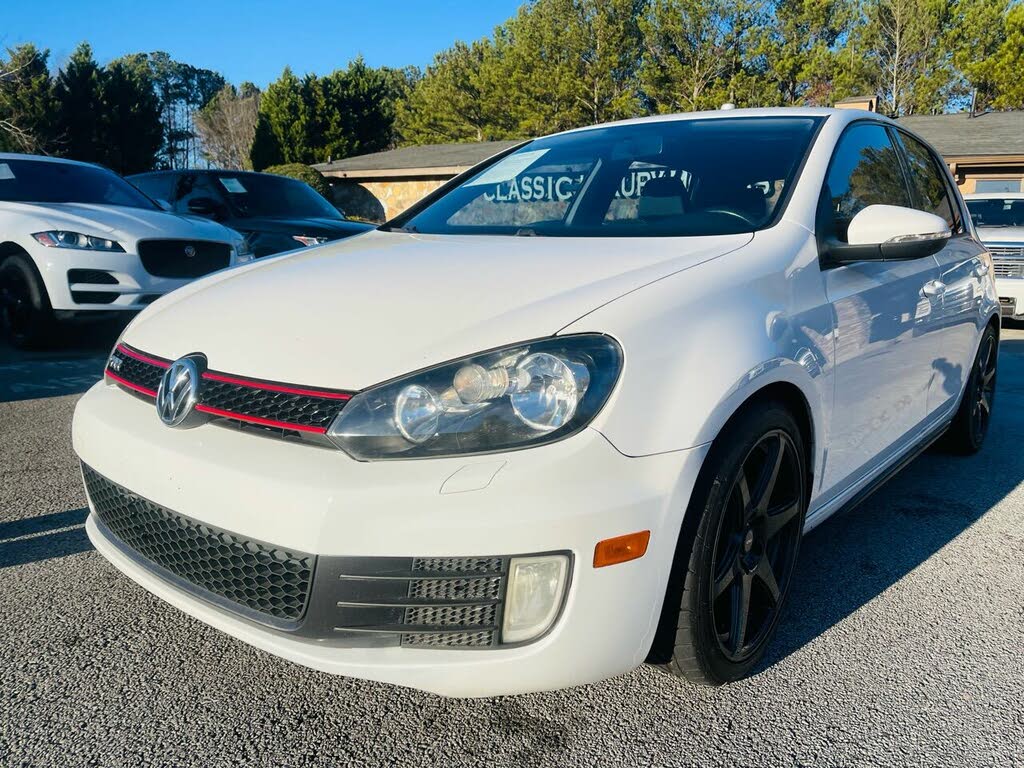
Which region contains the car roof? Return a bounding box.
[555,107,889,138]
[129,169,290,178]
[0,152,101,168]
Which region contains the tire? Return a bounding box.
[658,401,808,685]
[0,252,55,349]
[942,324,997,455]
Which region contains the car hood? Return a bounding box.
[8,202,236,243]
[232,215,374,238]
[977,226,1024,244]
[123,229,752,389]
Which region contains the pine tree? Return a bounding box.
[53,42,105,162]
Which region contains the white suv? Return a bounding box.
[964,192,1024,320]
[0,154,252,347]
[73,109,997,697]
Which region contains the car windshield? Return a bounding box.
[393,116,822,237]
[212,174,343,219]
[0,158,158,209]
[966,198,1024,228]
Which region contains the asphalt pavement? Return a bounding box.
[1,322,1022,767]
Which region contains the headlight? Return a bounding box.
[292,235,329,247]
[327,334,621,460]
[32,231,124,252]
[234,237,255,263]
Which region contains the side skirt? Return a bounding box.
[804,418,951,531]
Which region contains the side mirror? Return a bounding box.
[822,205,951,265]
[187,196,222,218]
[155,198,173,212]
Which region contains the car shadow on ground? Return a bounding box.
[0,319,128,404]
[763,333,1024,668]
[0,508,91,569]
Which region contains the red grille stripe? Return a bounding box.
[193,404,329,434]
[116,344,170,369]
[106,370,157,398]
[201,371,352,400]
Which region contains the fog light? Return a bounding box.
[502,554,569,644]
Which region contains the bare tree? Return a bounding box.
[194,85,260,170]
[0,57,43,152]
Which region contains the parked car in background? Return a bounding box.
[0,154,252,348]
[129,170,374,258]
[74,109,997,697]
[964,193,1024,320]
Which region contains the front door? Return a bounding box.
[817,122,941,499]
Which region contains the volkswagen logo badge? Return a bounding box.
[183,244,197,258]
[156,356,202,428]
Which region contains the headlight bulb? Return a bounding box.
[510,353,590,432]
[394,384,440,443]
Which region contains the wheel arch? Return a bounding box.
[646,377,817,665]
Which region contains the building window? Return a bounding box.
[975,179,1024,194]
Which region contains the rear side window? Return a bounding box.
[898,133,960,232]
[130,174,175,203]
[822,123,911,242]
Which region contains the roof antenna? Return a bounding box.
[720,102,736,111]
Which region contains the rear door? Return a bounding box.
[894,130,989,417]
[817,122,942,498]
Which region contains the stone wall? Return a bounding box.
[329,179,448,223]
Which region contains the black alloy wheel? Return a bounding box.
[0,264,32,338]
[944,324,998,455]
[710,430,803,663]
[970,332,997,446]
[0,253,55,349]
[655,401,808,685]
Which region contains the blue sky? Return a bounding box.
[1,0,524,85]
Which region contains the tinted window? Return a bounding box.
[899,133,959,231]
[966,198,1024,227]
[208,173,342,219]
[0,158,157,209]
[395,117,822,238]
[172,173,224,213]
[131,173,176,203]
[822,123,911,242]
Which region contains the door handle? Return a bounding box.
[921,280,947,298]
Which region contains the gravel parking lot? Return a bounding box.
[2,324,1022,768]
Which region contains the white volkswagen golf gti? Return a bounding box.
[0,154,252,347]
[73,108,997,697]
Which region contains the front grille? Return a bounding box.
[989,245,1024,258]
[83,464,314,625]
[71,290,118,304]
[992,258,1024,279]
[106,344,351,434]
[68,268,118,285]
[138,240,231,278]
[200,377,346,431]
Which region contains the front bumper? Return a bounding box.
[31,243,234,313]
[73,380,706,696]
[994,277,1024,319]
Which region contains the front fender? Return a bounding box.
[564,223,833,482]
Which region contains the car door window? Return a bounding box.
[131,174,175,204]
[173,173,224,213]
[821,123,912,242]
[897,132,962,233]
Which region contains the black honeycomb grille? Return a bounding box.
[106,345,351,432]
[402,631,495,647]
[199,379,346,430]
[110,351,165,392]
[408,576,503,602]
[138,240,231,278]
[83,464,314,624]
